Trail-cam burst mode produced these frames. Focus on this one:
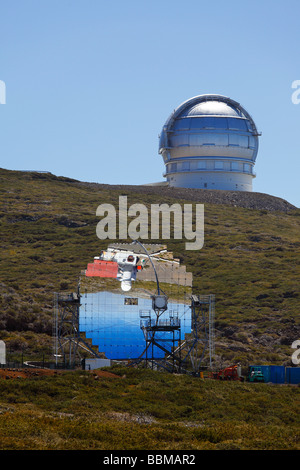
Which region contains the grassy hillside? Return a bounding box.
[0,366,299,450]
[0,168,299,366]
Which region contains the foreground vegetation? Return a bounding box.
[0,367,299,450]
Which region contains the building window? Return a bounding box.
[198,160,206,170]
[244,163,251,173]
[170,163,177,172]
[215,161,224,170]
[182,161,190,171]
[239,136,248,148]
[249,136,256,149]
[229,134,239,146]
[231,161,239,171]
[124,298,138,305]
[228,118,247,130]
[173,118,191,130]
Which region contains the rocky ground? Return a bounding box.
[76,181,297,212]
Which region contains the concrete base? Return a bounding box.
[83,358,111,370]
[167,171,253,191]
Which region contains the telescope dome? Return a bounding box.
[159,94,260,191]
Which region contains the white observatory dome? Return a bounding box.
[159,94,260,191]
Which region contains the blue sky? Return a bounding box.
[0,0,299,207]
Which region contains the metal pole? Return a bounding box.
[131,240,160,294]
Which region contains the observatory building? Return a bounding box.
[159,94,260,191]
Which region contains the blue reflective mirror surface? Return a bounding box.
[80,291,191,359]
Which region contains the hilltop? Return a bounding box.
[14,168,296,212]
[0,168,299,367]
[78,181,296,213]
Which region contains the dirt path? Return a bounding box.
[0,368,120,379]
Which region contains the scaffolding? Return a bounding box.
[180,294,215,373]
[139,309,182,372]
[53,283,101,368]
[137,294,215,374]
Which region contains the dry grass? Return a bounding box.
[0,367,299,450]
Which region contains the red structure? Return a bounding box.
[85,259,118,278]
